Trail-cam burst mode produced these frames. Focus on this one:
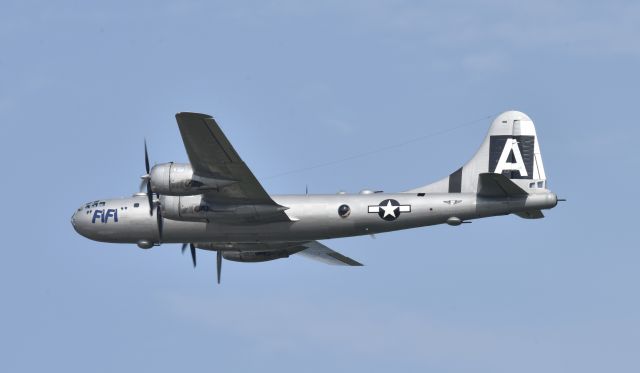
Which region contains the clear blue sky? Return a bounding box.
[1,1,639,372]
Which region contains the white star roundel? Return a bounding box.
[368,199,411,221]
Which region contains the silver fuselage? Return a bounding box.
[71,192,558,247]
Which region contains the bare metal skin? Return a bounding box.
[71,110,559,281]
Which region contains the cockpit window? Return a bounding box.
[99,202,106,206]
[91,202,98,207]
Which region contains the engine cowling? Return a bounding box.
[222,250,291,262]
[161,195,288,222]
[149,163,236,196]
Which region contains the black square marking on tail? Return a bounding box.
[488,135,535,179]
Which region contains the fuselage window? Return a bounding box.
[134,203,139,208]
[338,204,351,218]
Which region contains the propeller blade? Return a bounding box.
[143,140,154,215]
[190,243,196,268]
[146,180,153,216]
[156,204,163,242]
[144,139,150,174]
[216,251,222,284]
[181,243,187,254]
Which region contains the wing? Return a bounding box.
[296,241,363,266]
[195,241,363,266]
[175,112,276,205]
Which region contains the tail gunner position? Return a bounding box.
[72,111,560,283]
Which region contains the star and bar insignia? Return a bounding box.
[368,199,411,221]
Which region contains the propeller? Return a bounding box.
[216,250,222,284]
[179,244,221,284]
[141,140,154,216]
[181,243,197,268]
[138,140,164,243]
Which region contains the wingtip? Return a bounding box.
[175,112,214,119]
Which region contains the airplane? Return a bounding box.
[72,110,560,283]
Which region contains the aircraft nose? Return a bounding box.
[71,207,89,238]
[71,210,79,232]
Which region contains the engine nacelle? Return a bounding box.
[149,163,236,196]
[222,250,291,263]
[161,195,288,222]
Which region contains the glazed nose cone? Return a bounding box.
[71,207,89,238]
[71,210,78,231]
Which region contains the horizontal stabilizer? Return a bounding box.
[477,173,528,198]
[515,210,544,219]
[296,241,363,266]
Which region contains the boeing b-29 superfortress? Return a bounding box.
[72,111,560,283]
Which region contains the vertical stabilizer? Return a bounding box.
[408,111,548,194]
